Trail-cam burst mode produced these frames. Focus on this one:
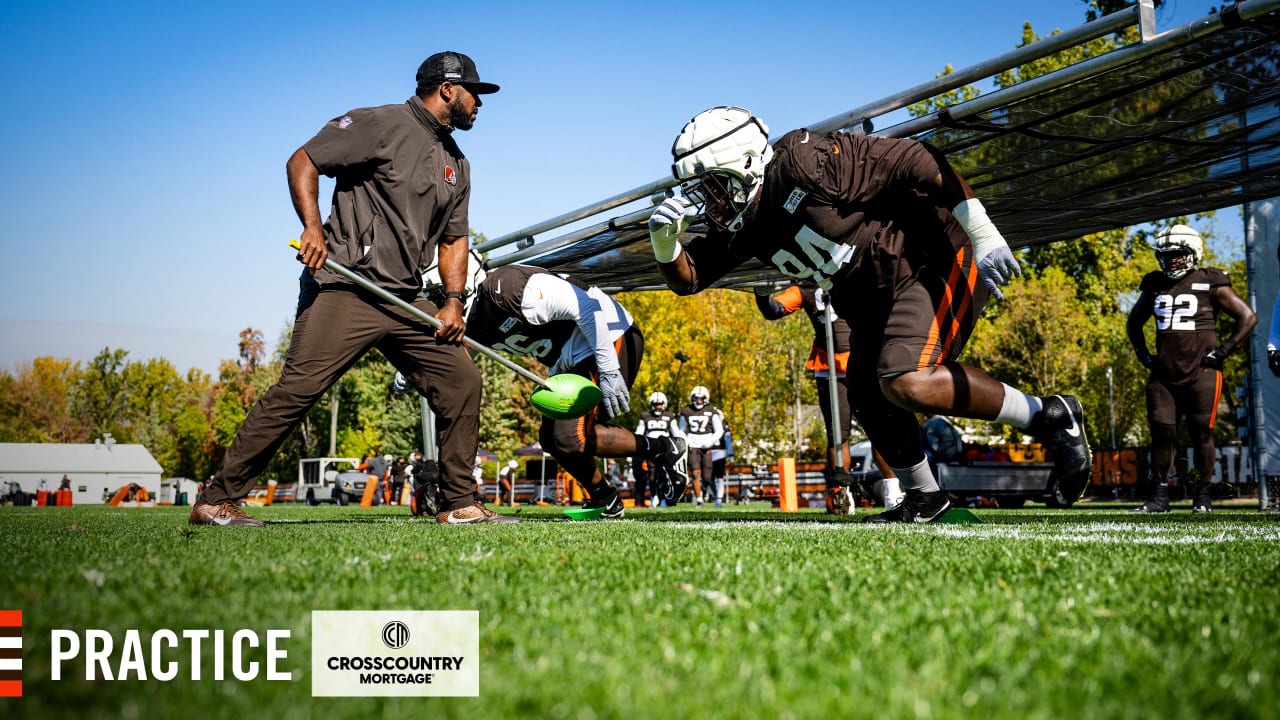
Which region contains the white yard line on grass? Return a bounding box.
[655,520,1280,544]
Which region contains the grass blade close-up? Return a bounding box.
[2,503,1278,719]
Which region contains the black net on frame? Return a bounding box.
[510,14,1280,292]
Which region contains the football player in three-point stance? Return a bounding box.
[464,264,690,518]
[1126,225,1255,513]
[648,107,1093,522]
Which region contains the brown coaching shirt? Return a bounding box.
[303,98,470,295]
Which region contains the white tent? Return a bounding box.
[0,437,163,505]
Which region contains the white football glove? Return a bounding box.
[598,370,630,418]
[648,196,694,263]
[953,198,1021,300]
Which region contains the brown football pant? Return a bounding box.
[202,284,481,512]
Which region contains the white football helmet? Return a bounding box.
[690,386,710,407]
[648,391,668,410]
[1153,224,1203,280]
[422,247,487,315]
[671,106,772,232]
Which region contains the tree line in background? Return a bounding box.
[2,2,1255,482]
[0,228,1252,484]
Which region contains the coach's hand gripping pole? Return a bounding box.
[288,239,551,390]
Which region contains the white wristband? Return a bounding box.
[951,198,1004,261]
[651,232,684,264]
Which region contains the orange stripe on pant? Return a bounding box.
[1208,369,1223,428]
[917,245,977,369]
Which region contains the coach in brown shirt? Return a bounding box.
[191,51,518,526]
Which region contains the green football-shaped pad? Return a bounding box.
[529,373,603,421]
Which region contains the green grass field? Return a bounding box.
[2,502,1278,719]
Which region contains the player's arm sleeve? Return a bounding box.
[301,108,387,176]
[443,157,471,238]
[665,230,746,295]
[523,274,626,374]
[820,133,953,204]
[709,413,725,446]
[756,285,804,320]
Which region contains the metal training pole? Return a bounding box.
[823,299,844,470]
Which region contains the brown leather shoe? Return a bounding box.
[436,502,520,525]
[188,501,264,526]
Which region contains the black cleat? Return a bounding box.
[1132,483,1170,514]
[583,485,625,519]
[1030,395,1092,505]
[862,490,950,524]
[654,437,689,504]
[1191,484,1213,514]
[410,483,439,518]
[862,503,906,524]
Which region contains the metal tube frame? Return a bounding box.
[478,0,1279,266]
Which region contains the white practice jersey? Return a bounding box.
[467,265,634,375]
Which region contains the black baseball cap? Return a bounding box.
[416,51,500,95]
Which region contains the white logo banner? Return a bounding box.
[311,611,479,697]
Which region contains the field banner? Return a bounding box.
[311,610,479,697]
[1248,197,1280,483]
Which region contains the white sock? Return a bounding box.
[890,459,939,494]
[995,383,1043,429]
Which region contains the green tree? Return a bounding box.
[73,348,130,440]
[0,357,88,443]
[619,288,824,463]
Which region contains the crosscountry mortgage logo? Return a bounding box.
[382,621,409,650]
[312,611,478,697]
[0,610,20,697]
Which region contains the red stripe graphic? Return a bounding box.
[0,610,20,697]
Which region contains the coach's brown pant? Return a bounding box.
[202,284,481,513]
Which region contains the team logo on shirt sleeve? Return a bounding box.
[444,166,457,185]
[337,116,353,129]
[783,188,807,214]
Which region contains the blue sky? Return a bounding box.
[0,0,1221,376]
